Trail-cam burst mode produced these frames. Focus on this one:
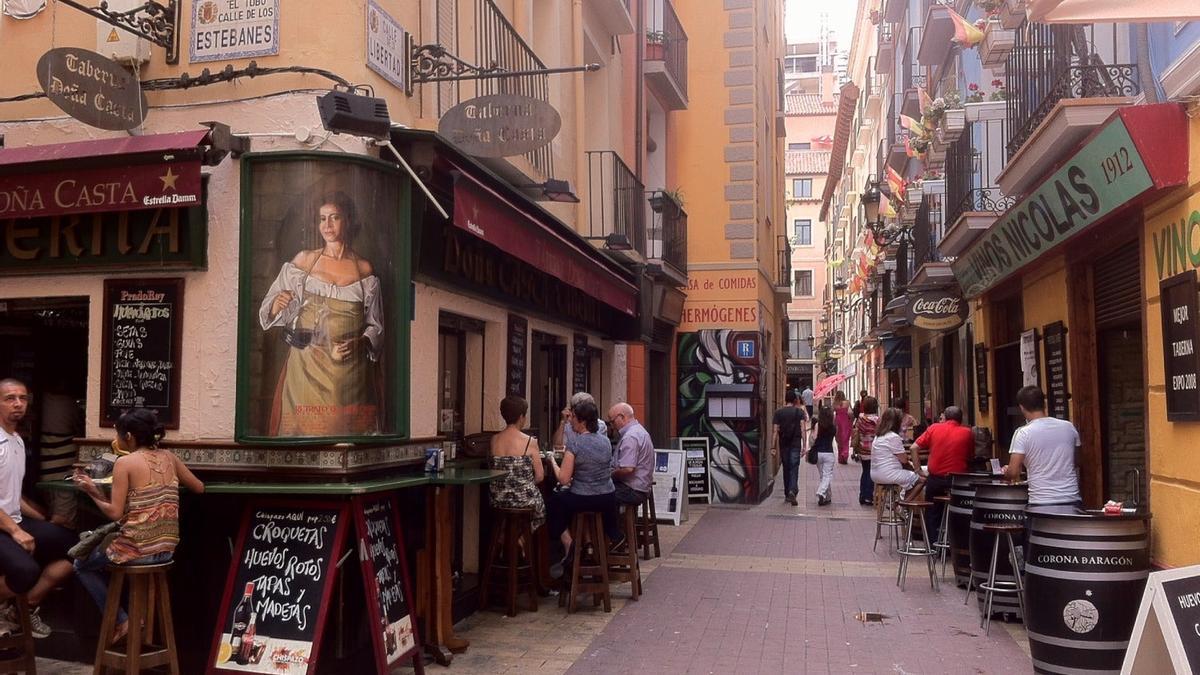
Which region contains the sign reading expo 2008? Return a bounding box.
[952,116,1155,298]
[36,48,146,131]
[1160,271,1200,421]
[438,94,562,158]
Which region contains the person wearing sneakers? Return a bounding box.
[771,390,808,506]
[0,378,77,639]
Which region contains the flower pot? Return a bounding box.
[905,185,923,206]
[964,99,1007,122]
[923,178,945,195]
[646,42,666,61]
[943,108,966,134]
[980,21,1016,68]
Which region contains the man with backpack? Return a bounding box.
[771,390,809,506]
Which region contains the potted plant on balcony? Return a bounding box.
[921,169,945,196]
[939,89,966,135]
[965,79,1008,121]
[979,18,1016,67]
[646,31,667,61]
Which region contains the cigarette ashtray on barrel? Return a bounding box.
[1023,507,1151,674]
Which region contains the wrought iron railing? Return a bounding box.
[647,190,687,274]
[911,192,944,269]
[944,118,1017,226]
[647,0,688,99]
[778,235,792,289]
[1005,22,1139,158]
[586,151,646,257]
[902,26,924,90]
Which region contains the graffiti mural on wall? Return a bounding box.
[677,329,763,503]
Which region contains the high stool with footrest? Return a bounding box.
[978,522,1025,635]
[931,494,952,580]
[635,487,660,561]
[95,561,180,674]
[895,499,939,592]
[557,511,612,614]
[480,507,541,616]
[873,484,903,553]
[606,504,642,600]
[0,594,37,674]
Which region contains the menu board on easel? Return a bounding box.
[677,437,711,502]
[352,494,421,673]
[100,277,184,428]
[652,449,686,525]
[1122,564,1200,674]
[208,500,349,675]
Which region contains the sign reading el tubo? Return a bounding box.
[904,291,968,331]
[36,48,147,131]
[438,94,562,158]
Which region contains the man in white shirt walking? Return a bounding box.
[1003,386,1082,509]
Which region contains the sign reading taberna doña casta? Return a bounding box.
[366,0,408,92]
[439,94,562,158]
[36,48,147,131]
[952,104,1190,298]
[904,290,968,331]
[191,0,279,63]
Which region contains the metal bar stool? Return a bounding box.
[979,523,1026,635]
[0,595,37,674]
[95,562,180,674]
[895,499,939,592]
[931,495,952,579]
[873,484,903,553]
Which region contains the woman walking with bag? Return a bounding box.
[809,406,837,506]
[853,397,880,505]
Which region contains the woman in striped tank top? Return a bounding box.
[72,409,204,643]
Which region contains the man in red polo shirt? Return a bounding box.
[913,406,973,537]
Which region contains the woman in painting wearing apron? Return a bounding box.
[258,192,383,436]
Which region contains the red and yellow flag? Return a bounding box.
[899,114,930,138]
[886,165,907,201]
[949,8,985,47]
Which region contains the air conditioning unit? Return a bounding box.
[95,0,151,66]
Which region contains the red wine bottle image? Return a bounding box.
[669,477,678,512]
[236,612,257,665]
[228,582,254,659]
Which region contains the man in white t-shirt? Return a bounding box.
[1003,386,1082,507]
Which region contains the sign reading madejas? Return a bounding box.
[952,105,1188,298]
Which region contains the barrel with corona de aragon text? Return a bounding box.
[948,472,990,588]
[970,481,1028,619]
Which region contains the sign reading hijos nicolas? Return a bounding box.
[904,291,968,331]
[439,94,562,158]
[36,48,147,131]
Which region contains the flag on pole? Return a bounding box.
[886,165,907,200]
[899,114,930,138]
[949,8,985,47]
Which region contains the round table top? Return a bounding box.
[1025,506,1151,521]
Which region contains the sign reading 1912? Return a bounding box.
[1160,271,1200,421]
[100,278,184,428]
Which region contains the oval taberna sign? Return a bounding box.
[36,48,147,131]
[438,93,562,158]
[906,291,969,331]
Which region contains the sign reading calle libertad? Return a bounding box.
[905,291,968,331]
[36,48,147,131]
[952,116,1155,297]
[439,94,562,158]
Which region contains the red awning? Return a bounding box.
[0,130,208,220]
[450,168,638,317]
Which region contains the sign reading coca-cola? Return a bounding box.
[905,291,969,331]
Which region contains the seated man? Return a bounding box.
[607,403,654,507]
[0,378,77,638]
[913,406,973,537]
[552,391,607,452]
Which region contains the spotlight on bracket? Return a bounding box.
[318,85,391,140]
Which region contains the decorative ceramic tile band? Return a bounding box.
[76,441,434,473]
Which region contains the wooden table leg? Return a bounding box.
[421,484,470,664]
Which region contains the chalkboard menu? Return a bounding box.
[209,501,349,675]
[1160,272,1200,421]
[506,315,528,398]
[100,278,184,428]
[1161,575,1200,671]
[1124,564,1200,673]
[679,437,711,502]
[1042,321,1070,420]
[974,343,990,414]
[353,494,420,672]
[572,333,589,395]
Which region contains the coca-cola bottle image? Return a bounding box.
[236,611,257,665]
[228,582,254,659]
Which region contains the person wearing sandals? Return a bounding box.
[870,407,925,501]
[488,396,546,531]
[72,409,204,644]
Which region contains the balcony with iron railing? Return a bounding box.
[908,192,956,289]
[876,22,896,74]
[900,27,925,119]
[586,151,646,260]
[776,235,793,299]
[647,190,688,279]
[645,0,688,110]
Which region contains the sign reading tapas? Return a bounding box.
[905,291,968,331]
[438,94,562,158]
[36,48,147,131]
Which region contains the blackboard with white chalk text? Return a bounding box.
[100,278,184,428]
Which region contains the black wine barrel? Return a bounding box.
[969,481,1028,619]
[1024,508,1151,675]
[948,472,990,588]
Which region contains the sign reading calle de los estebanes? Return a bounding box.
[904,291,968,331]
[952,113,1160,298]
[439,94,562,158]
[36,48,147,131]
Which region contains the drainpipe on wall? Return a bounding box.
[573,0,587,229]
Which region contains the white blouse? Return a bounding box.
[257,262,383,361]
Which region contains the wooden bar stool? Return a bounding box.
[0,595,37,674]
[931,495,952,579]
[979,523,1026,635]
[895,499,939,592]
[873,484,903,553]
[557,511,611,614]
[479,507,540,616]
[636,487,661,561]
[95,562,179,675]
[606,505,642,601]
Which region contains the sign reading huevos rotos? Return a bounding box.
[36,48,147,131]
[953,106,1188,298]
[904,291,968,331]
[438,94,562,158]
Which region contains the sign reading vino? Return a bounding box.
[1043,321,1070,420]
[975,343,990,413]
[352,494,420,672]
[678,437,711,502]
[209,501,349,675]
[904,291,968,331]
[506,314,528,397]
[1160,271,1200,421]
[100,278,184,428]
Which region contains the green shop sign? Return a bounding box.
[952,117,1154,297]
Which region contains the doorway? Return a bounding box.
[529,331,566,448]
[992,343,1024,456]
[437,312,486,441]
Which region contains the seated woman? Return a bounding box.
[72,409,204,643]
[488,396,546,531]
[545,399,623,578]
[870,407,925,501]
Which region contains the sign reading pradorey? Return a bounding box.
[36,48,147,131]
[191,0,279,63]
[366,0,408,92]
[439,94,562,158]
[952,117,1154,298]
[1160,271,1200,421]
